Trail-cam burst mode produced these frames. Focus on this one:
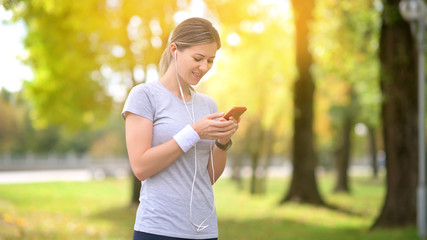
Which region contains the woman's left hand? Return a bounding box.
[217,116,239,144]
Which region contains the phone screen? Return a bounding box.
[224,107,247,120]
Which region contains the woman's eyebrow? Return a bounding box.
[193,53,215,59]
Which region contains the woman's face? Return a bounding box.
[174,42,218,86]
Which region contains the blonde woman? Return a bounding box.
[122,17,240,240]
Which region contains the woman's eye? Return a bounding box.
[194,58,201,62]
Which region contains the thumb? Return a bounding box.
[206,112,225,120]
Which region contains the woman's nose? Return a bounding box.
[199,60,209,71]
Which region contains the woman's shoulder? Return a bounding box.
[122,82,159,120]
[127,81,165,100]
[130,81,160,92]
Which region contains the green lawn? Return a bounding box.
[0,174,420,240]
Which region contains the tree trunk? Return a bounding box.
[131,175,141,206]
[281,0,324,205]
[249,121,264,195]
[230,150,243,190]
[259,130,275,194]
[334,116,352,193]
[367,125,378,179]
[334,87,357,193]
[250,151,261,194]
[372,0,418,228]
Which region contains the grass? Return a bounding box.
[0,174,420,240]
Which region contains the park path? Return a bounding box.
[0,169,93,184]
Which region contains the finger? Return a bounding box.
[229,116,241,123]
[206,112,225,120]
[229,116,237,123]
[223,122,238,132]
[215,129,237,139]
[204,131,233,140]
[222,116,240,128]
[210,120,235,130]
[214,123,238,134]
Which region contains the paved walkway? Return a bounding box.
[0,165,377,185]
[0,169,93,184]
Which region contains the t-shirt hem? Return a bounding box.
[121,110,153,121]
[134,226,218,239]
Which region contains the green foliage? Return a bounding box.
[12,0,114,130]
[0,0,184,154]
[0,89,19,152]
[0,175,419,239]
[200,0,297,194]
[202,0,295,162]
[382,2,405,26]
[0,88,125,154]
[7,0,183,131]
[311,0,381,154]
[2,0,384,158]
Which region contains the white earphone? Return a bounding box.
[173,46,216,232]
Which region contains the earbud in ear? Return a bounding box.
[174,51,177,61]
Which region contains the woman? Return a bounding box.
[122,17,240,240]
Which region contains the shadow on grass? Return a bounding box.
[218,217,418,240]
[279,199,368,218]
[89,205,418,240]
[323,202,368,217]
[90,205,136,239]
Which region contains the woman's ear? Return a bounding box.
[170,43,177,57]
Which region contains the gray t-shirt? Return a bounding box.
[122,80,219,239]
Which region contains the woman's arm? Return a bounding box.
[206,117,239,184]
[208,141,229,184]
[125,113,183,181]
[125,112,236,181]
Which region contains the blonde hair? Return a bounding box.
[159,17,221,76]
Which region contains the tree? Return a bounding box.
[14,0,114,130]
[372,0,417,228]
[6,0,183,205]
[331,87,358,193]
[0,89,19,152]
[281,0,324,205]
[311,0,381,192]
[203,0,294,194]
[99,0,181,206]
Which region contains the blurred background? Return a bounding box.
[0,0,422,239]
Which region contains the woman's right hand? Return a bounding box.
[192,112,237,140]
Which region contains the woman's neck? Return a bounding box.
[160,67,191,101]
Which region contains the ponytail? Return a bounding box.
[159,45,172,77]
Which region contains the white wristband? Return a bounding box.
[173,125,201,152]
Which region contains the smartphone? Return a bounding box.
[223,107,247,120]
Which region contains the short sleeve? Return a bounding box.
[203,94,218,114]
[209,97,218,114]
[121,84,155,121]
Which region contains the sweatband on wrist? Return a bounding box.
[173,124,201,152]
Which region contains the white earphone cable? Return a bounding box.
[175,52,215,231]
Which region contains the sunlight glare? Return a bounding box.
[0,6,32,92]
[355,123,368,136]
[258,0,293,20]
[111,45,125,58]
[227,32,241,46]
[252,22,265,33]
